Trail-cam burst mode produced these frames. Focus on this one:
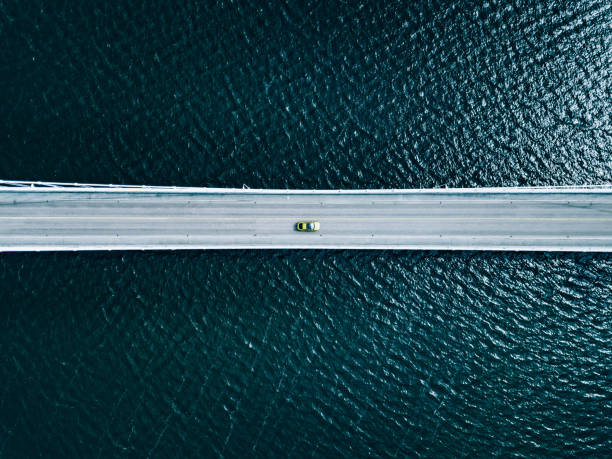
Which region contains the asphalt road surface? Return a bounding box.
[1,186,611,252]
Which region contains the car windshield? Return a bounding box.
[307,223,314,229]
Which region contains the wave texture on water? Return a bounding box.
[1,0,612,456]
[1,251,612,457]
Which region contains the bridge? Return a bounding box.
[1,180,611,252]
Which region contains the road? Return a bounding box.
[1,185,612,251]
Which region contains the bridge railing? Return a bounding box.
[1,179,611,193]
[0,180,170,189]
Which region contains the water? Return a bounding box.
[1,0,612,456]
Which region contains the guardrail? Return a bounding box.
[1,180,612,194]
[0,180,168,189]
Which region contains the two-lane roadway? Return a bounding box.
[1,185,611,251]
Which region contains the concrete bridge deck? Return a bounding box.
[1,183,611,252]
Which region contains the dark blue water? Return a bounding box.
[1,1,612,457]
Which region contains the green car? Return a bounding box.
[296,221,320,232]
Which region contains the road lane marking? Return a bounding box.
[3,198,607,205]
[2,216,612,222]
[2,234,612,240]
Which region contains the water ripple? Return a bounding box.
[2,0,612,456]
